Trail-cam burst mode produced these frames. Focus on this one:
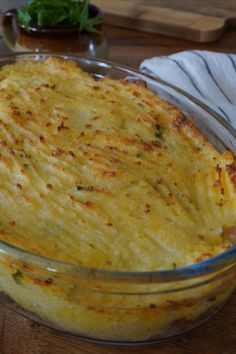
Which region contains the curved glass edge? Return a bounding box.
[0,52,235,283]
[0,240,235,283]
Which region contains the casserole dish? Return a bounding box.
[0,53,235,345]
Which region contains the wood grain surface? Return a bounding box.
[124,0,236,16]
[93,0,236,42]
[105,25,236,69]
[1,0,236,17]
[1,9,236,353]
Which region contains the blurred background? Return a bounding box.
[0,1,26,12]
[0,1,236,67]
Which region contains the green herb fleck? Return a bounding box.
[136,152,144,158]
[137,102,144,108]
[17,0,102,33]
[89,243,95,248]
[155,124,163,139]
[23,163,30,168]
[172,262,177,269]
[12,270,23,284]
[76,185,84,191]
[151,184,158,191]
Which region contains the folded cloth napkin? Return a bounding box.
[140,50,236,129]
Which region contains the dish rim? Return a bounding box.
[0,51,235,284]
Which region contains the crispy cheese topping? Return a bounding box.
[0,57,235,271]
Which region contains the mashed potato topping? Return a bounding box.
[0,57,235,271]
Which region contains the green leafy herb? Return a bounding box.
[155,124,163,139]
[18,8,32,29]
[12,269,23,284]
[17,0,102,32]
[172,262,177,269]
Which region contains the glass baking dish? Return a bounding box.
[0,53,235,345]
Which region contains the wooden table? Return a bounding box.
[1,25,236,354]
[106,25,236,68]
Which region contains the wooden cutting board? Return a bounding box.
[93,0,236,42]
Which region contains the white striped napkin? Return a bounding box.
[140,50,236,130]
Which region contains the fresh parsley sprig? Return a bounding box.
[17,0,101,32]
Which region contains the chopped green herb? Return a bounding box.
[137,102,144,108]
[89,243,95,248]
[155,124,163,139]
[17,0,102,33]
[76,185,84,191]
[151,184,158,191]
[12,270,23,284]
[23,163,30,168]
[172,262,177,269]
[136,152,144,158]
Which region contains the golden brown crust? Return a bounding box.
[0,57,234,271]
[226,160,236,187]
